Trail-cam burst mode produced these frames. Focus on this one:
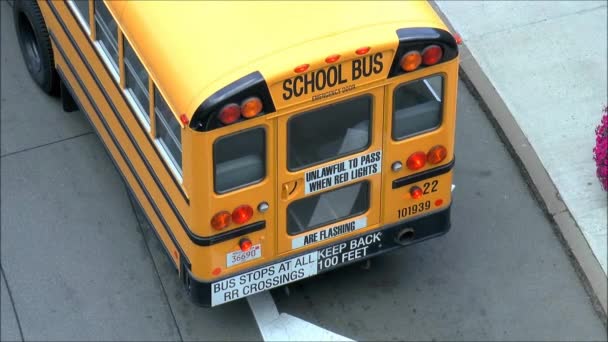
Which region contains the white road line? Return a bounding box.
[247,291,354,342]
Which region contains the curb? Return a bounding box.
[431,2,607,321]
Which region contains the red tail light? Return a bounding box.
[239,238,253,252]
[422,45,443,66]
[410,186,423,199]
[406,151,426,170]
[211,211,231,230]
[218,103,241,124]
[232,205,253,224]
[427,145,447,164]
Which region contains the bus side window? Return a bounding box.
[68,0,90,31]
[123,38,150,128]
[154,88,182,178]
[94,0,119,78]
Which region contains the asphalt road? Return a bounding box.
[1,2,606,341]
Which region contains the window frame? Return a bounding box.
[93,0,119,81]
[286,180,371,236]
[153,87,183,181]
[391,73,445,141]
[67,0,90,34]
[286,94,373,172]
[212,126,267,194]
[122,38,151,130]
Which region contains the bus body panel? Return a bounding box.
[34,0,459,303]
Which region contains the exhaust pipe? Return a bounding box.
[395,228,416,245]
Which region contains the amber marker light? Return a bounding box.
[211,211,231,230]
[427,145,447,164]
[241,97,263,118]
[400,51,422,72]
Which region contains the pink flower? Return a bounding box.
[593,106,608,191]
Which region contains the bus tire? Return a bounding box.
[14,0,59,96]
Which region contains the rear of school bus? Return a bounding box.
[178,1,459,307]
[43,1,457,307]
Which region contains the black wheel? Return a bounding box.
[14,0,59,96]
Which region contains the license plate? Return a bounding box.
[226,244,262,267]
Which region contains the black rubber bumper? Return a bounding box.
[184,205,451,307]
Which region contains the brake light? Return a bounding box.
[410,186,423,199]
[400,51,422,72]
[211,211,231,230]
[406,151,426,170]
[356,46,371,55]
[422,45,443,66]
[218,103,241,125]
[232,205,253,224]
[427,145,447,164]
[325,54,341,63]
[239,238,253,252]
[241,97,263,118]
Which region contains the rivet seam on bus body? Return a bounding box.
[258,202,269,213]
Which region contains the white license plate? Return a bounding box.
[226,244,262,267]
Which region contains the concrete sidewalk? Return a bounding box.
[435,0,607,314]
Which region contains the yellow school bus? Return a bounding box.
[15,0,458,306]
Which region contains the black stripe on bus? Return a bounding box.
[47,11,265,246]
[50,0,189,203]
[55,64,190,269]
[392,158,455,189]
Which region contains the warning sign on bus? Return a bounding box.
[211,230,385,306]
[304,150,381,194]
[291,217,368,249]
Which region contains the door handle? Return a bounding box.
[281,180,299,200]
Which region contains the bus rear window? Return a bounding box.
[213,127,265,193]
[392,75,443,140]
[288,95,371,171]
[287,181,369,235]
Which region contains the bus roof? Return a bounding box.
[107,1,447,120]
